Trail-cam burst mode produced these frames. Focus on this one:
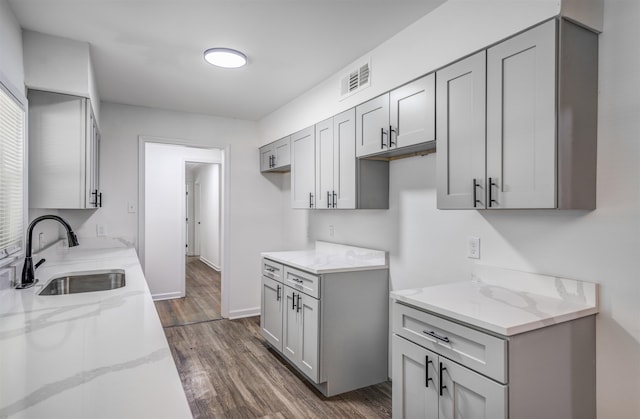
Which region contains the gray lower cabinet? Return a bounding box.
[28,89,101,209]
[437,18,598,210]
[260,258,389,396]
[392,301,596,419]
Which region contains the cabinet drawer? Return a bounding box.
[284,266,320,299]
[263,259,284,282]
[393,302,507,383]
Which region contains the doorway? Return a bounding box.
[139,139,227,326]
[155,162,223,327]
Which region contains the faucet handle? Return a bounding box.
[35,258,46,270]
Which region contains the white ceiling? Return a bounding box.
[8,0,445,121]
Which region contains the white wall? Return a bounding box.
[66,102,284,318]
[258,0,640,417]
[196,164,221,269]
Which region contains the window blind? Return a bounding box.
[0,85,25,261]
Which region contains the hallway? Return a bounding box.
[155,257,221,327]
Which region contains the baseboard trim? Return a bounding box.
[199,256,220,271]
[228,307,260,320]
[152,291,183,301]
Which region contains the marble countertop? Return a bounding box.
[0,238,192,419]
[262,241,388,274]
[391,265,599,336]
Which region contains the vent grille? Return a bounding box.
[340,61,371,100]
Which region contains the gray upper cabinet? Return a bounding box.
[28,90,102,209]
[291,126,316,209]
[316,108,388,210]
[260,136,290,172]
[356,74,435,159]
[486,20,557,209]
[436,51,487,210]
[438,18,598,210]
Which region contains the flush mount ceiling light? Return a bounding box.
[203,48,247,68]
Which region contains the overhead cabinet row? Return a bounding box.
[291,109,389,209]
[261,18,598,211]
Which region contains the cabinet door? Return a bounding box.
[356,94,390,157]
[333,108,356,209]
[260,276,284,351]
[390,74,436,149]
[436,52,487,209]
[86,109,101,208]
[297,292,320,383]
[392,335,439,419]
[260,144,274,172]
[291,126,316,208]
[438,357,507,419]
[28,91,89,209]
[282,286,300,363]
[486,19,557,209]
[273,136,291,169]
[315,117,334,209]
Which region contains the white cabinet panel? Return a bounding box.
[486,19,557,209]
[315,118,334,210]
[333,109,357,209]
[436,52,487,209]
[282,286,300,363]
[298,292,320,383]
[260,136,290,172]
[291,126,316,208]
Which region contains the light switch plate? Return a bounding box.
[467,236,480,259]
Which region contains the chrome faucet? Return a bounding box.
[17,215,79,289]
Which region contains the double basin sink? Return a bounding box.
[39,269,126,295]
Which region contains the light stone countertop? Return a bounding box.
[0,238,192,419]
[391,265,599,336]
[262,241,388,274]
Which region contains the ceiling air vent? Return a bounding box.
[340,61,371,100]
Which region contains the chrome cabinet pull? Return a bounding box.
[423,330,450,343]
[296,294,302,312]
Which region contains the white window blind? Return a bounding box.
[0,85,25,261]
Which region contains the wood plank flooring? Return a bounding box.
[164,316,392,419]
[155,257,221,327]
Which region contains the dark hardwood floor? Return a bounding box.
[164,316,392,419]
[155,256,222,327]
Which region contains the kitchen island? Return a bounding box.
[0,238,192,419]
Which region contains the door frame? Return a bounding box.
[138,135,230,318]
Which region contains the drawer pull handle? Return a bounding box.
[425,356,433,388]
[291,277,304,284]
[276,284,281,301]
[265,267,275,272]
[423,330,451,343]
[439,362,447,396]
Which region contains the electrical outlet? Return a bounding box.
[96,224,107,237]
[467,236,480,259]
[329,225,335,237]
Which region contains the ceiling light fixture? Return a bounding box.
[203,48,247,68]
